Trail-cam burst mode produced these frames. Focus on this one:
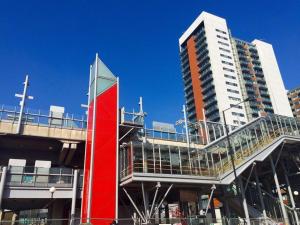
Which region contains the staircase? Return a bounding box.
[220,183,281,224]
[199,114,300,184]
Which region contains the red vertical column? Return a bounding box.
[81,54,119,225]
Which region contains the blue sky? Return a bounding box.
[0,0,299,126]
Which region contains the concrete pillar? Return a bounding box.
[0,167,7,209]
[58,142,70,164]
[238,178,251,225]
[269,156,289,225]
[70,169,79,225]
[65,143,78,165]
[254,167,267,220]
[282,163,300,225]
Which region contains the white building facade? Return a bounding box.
[179,11,292,126]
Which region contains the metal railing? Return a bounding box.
[0,105,86,130]
[0,217,283,225]
[120,109,144,127]
[144,128,202,144]
[5,166,83,188]
[120,114,300,180]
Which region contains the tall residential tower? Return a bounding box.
[288,86,300,119]
[179,12,292,125]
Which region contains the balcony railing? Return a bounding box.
[120,114,300,181]
[5,166,83,188]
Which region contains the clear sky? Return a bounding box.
[0,0,299,126]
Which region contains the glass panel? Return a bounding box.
[133,142,143,173]
[190,148,200,175]
[144,143,154,173]
[199,151,209,176]
[154,144,161,173]
[160,145,171,174]
[170,146,181,174]
[180,147,190,175]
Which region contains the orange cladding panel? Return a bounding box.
[186,36,204,121]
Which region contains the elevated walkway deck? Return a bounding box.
[0,105,86,141]
[120,114,300,186]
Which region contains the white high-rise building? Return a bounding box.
[179,12,293,126]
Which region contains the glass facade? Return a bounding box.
[120,114,300,181]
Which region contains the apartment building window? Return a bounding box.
[232,112,245,117]
[217,35,228,41]
[226,81,238,87]
[223,67,235,72]
[229,96,241,101]
[225,74,236,80]
[222,61,233,66]
[230,104,242,109]
[219,47,231,53]
[220,54,232,59]
[233,120,239,125]
[216,29,227,34]
[218,41,230,47]
[227,89,239,94]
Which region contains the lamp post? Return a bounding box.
[222,97,251,222]
[15,75,34,134]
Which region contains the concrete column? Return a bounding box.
[254,167,267,220]
[269,156,289,225]
[282,163,300,225]
[0,167,8,209]
[238,178,251,225]
[70,169,79,225]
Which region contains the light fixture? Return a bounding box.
[49,186,56,198]
[294,191,299,196]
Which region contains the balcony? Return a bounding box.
[203,90,216,101]
[1,166,83,199]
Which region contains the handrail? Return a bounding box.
[120,114,300,182]
[0,104,87,130]
[4,166,83,188]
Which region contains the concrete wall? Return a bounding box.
[0,121,85,141]
[252,39,293,117]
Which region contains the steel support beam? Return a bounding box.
[149,182,160,218]
[123,188,146,223]
[70,169,78,225]
[282,162,300,225]
[269,156,289,225]
[205,185,216,215]
[254,167,267,220]
[153,184,173,216]
[238,178,251,225]
[141,182,149,220]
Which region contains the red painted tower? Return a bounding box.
[81,54,119,225]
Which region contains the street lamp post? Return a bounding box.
[15,75,34,134]
[222,97,251,223]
